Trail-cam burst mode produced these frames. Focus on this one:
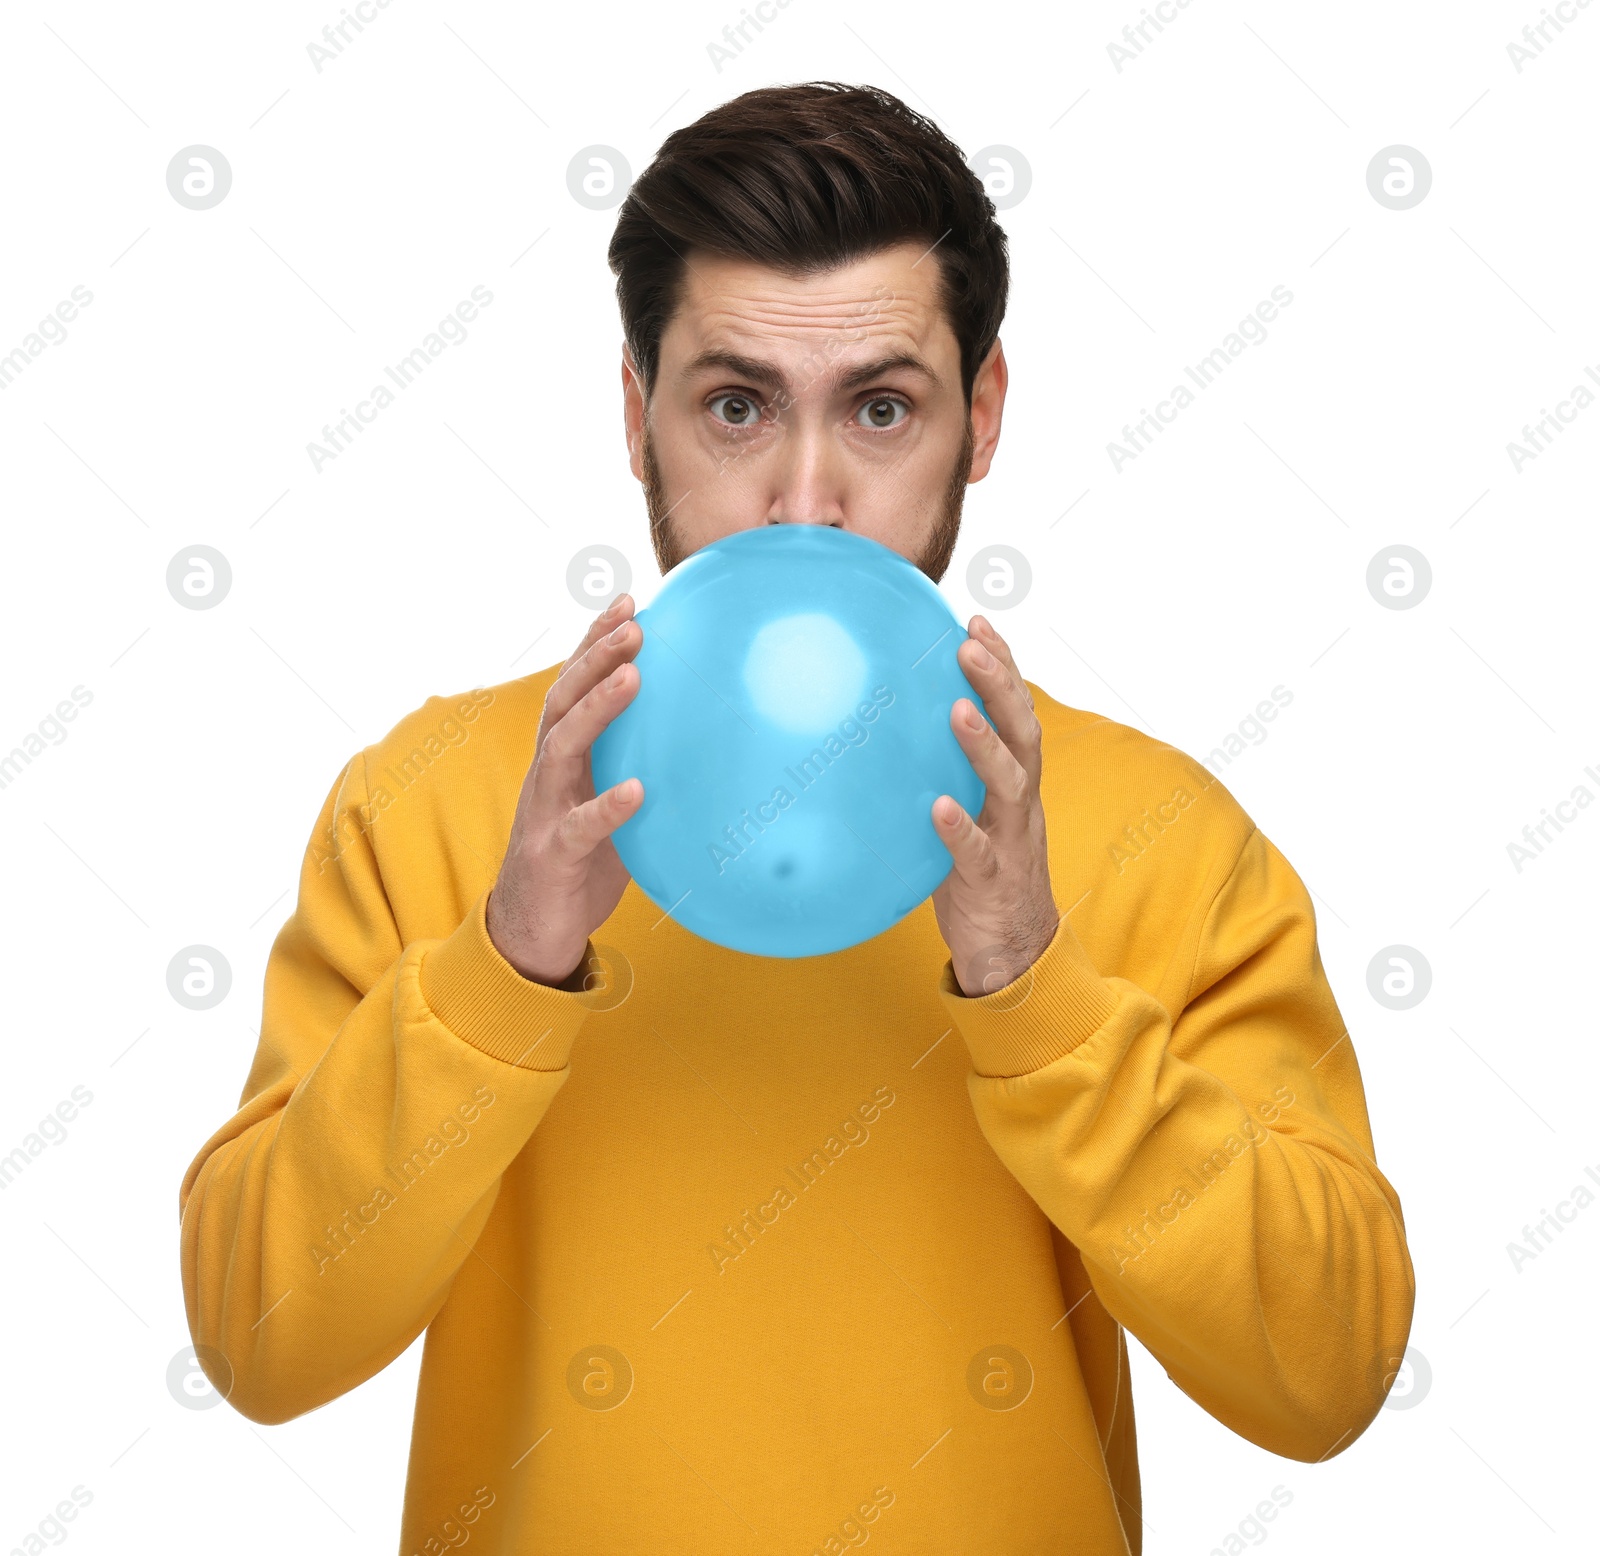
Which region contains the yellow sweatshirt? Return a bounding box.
[179,665,1414,1556]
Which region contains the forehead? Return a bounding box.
[661,241,955,366]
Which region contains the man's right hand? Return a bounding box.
[486,594,644,987]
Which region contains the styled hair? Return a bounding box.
[608,82,1009,402]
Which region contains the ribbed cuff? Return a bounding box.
[938,914,1121,1078]
[419,892,600,1071]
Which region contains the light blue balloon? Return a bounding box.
[590,525,990,957]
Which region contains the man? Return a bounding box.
[180,82,1414,1554]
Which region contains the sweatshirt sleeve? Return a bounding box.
[178,752,602,1425]
[939,825,1415,1462]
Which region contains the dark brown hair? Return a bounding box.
[608,82,1009,403]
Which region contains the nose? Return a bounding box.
[763,417,847,528]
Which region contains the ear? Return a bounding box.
[622,342,647,482]
[966,339,1008,484]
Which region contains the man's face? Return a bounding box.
[622,241,1007,580]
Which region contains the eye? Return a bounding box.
[855,396,908,429]
[710,393,764,427]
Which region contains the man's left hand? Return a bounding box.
[930,615,1060,998]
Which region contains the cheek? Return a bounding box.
[845,426,966,537]
[656,400,771,494]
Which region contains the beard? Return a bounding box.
[640,415,976,583]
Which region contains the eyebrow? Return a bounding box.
[838,352,942,393]
[680,348,943,395]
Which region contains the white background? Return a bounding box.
[2,1,1595,1551]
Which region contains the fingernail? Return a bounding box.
[964,701,985,730]
[607,621,630,644]
[969,642,995,670]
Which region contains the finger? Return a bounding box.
[956,633,1042,791]
[552,776,645,861]
[968,615,1032,708]
[562,592,635,673]
[949,697,1031,836]
[563,594,637,679]
[539,661,641,788]
[931,793,1000,886]
[544,614,643,734]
